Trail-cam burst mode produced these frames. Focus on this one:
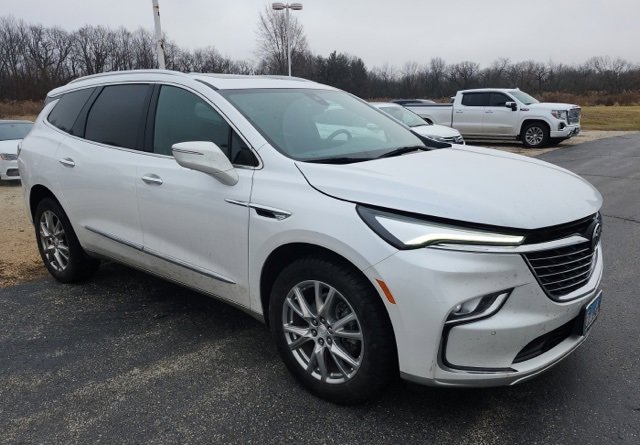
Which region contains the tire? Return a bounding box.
[269,256,397,404]
[34,198,100,283]
[522,122,550,148]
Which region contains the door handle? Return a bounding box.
[455,110,464,113]
[58,158,75,167]
[141,174,163,185]
[485,110,494,114]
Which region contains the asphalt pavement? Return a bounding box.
[1,135,639,444]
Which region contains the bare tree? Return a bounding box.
[447,61,480,90]
[255,6,308,75]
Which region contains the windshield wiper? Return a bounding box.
[304,156,371,164]
[376,146,426,159]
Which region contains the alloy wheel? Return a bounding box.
[39,210,70,272]
[525,126,544,146]
[281,280,364,384]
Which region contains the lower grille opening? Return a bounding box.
[512,316,578,364]
[6,168,19,177]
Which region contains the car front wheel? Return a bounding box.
[269,257,396,404]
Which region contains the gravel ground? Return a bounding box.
[0,181,44,287]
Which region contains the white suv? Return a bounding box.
[19,70,603,404]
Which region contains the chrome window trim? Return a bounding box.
[85,225,236,285]
[44,80,264,169]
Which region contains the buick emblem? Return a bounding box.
[591,222,602,250]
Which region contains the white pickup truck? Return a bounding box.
[403,88,581,148]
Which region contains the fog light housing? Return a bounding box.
[445,291,510,325]
[558,122,566,130]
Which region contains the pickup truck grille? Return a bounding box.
[568,108,581,125]
[439,136,465,144]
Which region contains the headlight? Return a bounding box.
[454,136,465,144]
[0,153,18,161]
[551,110,568,120]
[357,206,525,250]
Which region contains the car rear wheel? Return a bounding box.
[34,198,100,283]
[269,257,396,404]
[522,122,550,148]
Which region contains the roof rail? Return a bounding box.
[69,69,185,84]
[257,75,311,82]
[191,73,311,82]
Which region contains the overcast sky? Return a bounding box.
[6,0,640,68]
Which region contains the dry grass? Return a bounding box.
[539,91,640,107]
[581,106,640,131]
[0,100,42,121]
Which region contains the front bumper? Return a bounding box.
[364,242,602,387]
[0,160,20,180]
[551,123,580,139]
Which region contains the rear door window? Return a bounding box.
[461,93,489,107]
[85,84,150,149]
[47,88,95,135]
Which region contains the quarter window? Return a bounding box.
[85,84,150,149]
[153,85,257,166]
[47,88,94,135]
[461,93,489,107]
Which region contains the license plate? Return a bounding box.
[582,292,602,334]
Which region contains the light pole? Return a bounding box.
[271,2,303,76]
[151,0,166,69]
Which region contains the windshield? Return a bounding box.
[220,89,425,162]
[0,122,32,141]
[510,91,539,105]
[378,106,428,128]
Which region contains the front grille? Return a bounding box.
[568,108,581,124]
[524,241,596,298]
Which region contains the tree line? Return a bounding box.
[1,15,640,104]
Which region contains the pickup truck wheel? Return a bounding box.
[34,198,100,283]
[269,257,396,404]
[522,123,550,148]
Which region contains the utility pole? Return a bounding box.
[286,7,291,77]
[151,0,166,69]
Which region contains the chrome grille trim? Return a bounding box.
[568,108,581,125]
[537,261,591,278]
[524,240,597,300]
[529,251,593,267]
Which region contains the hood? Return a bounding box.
[412,124,460,139]
[296,146,601,230]
[527,102,579,110]
[0,139,20,155]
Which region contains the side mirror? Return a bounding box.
[172,141,238,186]
[505,101,517,111]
